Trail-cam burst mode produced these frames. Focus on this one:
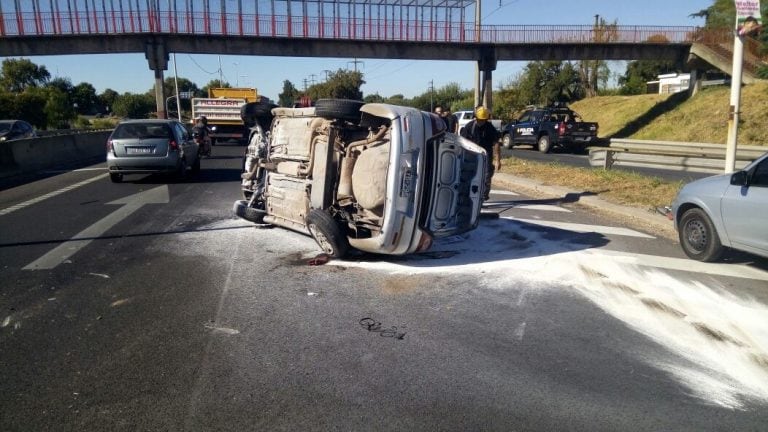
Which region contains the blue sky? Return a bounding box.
[16,0,712,101]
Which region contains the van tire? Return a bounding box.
[501,133,513,149]
[306,209,349,258]
[537,135,552,153]
[315,99,364,123]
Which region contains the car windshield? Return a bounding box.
[0,123,12,133]
[113,123,171,139]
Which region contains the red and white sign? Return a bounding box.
[735,0,762,35]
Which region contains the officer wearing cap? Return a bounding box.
[460,106,501,201]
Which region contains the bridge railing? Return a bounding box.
[1,11,704,45]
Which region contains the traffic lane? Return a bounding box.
[485,189,768,302]
[504,146,710,183]
[1,154,247,429]
[180,224,766,430]
[2,144,767,429]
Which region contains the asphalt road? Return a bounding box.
[1,144,767,431]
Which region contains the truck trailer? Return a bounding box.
[191,87,262,144]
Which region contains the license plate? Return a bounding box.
[400,169,413,196]
[127,147,153,154]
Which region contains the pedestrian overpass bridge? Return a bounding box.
[0,0,761,117]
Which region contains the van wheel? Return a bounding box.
[315,99,364,123]
[233,200,266,224]
[109,173,123,183]
[306,209,349,258]
[501,134,513,149]
[537,135,552,153]
[678,208,724,262]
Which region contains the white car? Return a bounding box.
[672,151,768,262]
[234,99,487,258]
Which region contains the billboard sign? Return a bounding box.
[735,0,762,36]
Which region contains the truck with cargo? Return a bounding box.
[191,88,262,144]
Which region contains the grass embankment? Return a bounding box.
[498,81,768,210]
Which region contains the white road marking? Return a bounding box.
[42,167,106,173]
[490,189,519,196]
[587,249,768,281]
[513,204,571,212]
[502,216,655,239]
[0,173,108,216]
[23,186,170,270]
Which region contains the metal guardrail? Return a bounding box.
[588,139,767,174]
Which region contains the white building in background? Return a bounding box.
[646,73,691,94]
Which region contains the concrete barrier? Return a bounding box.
[0,131,110,179]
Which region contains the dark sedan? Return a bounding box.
[0,120,37,141]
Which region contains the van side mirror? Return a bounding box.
[730,171,749,186]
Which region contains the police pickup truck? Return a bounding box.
[501,104,598,153]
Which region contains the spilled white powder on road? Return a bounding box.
[328,218,768,410]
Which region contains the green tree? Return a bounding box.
[363,93,385,103]
[618,60,679,95]
[306,69,364,100]
[578,17,618,97]
[278,80,300,107]
[72,82,99,115]
[0,58,50,92]
[112,93,155,118]
[516,61,584,106]
[99,89,119,114]
[157,77,199,117]
[200,79,231,97]
[41,87,76,128]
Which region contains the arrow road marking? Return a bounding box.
[23,186,170,270]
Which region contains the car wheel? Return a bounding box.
[233,200,266,224]
[537,135,552,153]
[315,99,364,123]
[501,133,513,149]
[306,209,349,258]
[241,101,277,127]
[678,208,724,262]
[109,173,123,183]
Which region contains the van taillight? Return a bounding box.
[106,140,113,151]
[558,122,566,136]
[169,140,179,150]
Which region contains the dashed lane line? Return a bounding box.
[0,173,108,217]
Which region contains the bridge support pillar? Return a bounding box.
[145,40,169,119]
[474,48,497,112]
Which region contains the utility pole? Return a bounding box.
[726,30,745,173]
[348,58,364,72]
[323,69,332,80]
[428,80,435,112]
[309,74,317,86]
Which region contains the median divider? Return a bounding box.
[0,131,111,179]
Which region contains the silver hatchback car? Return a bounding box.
[106,119,200,183]
[672,151,768,262]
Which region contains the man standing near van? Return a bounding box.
[460,106,501,201]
